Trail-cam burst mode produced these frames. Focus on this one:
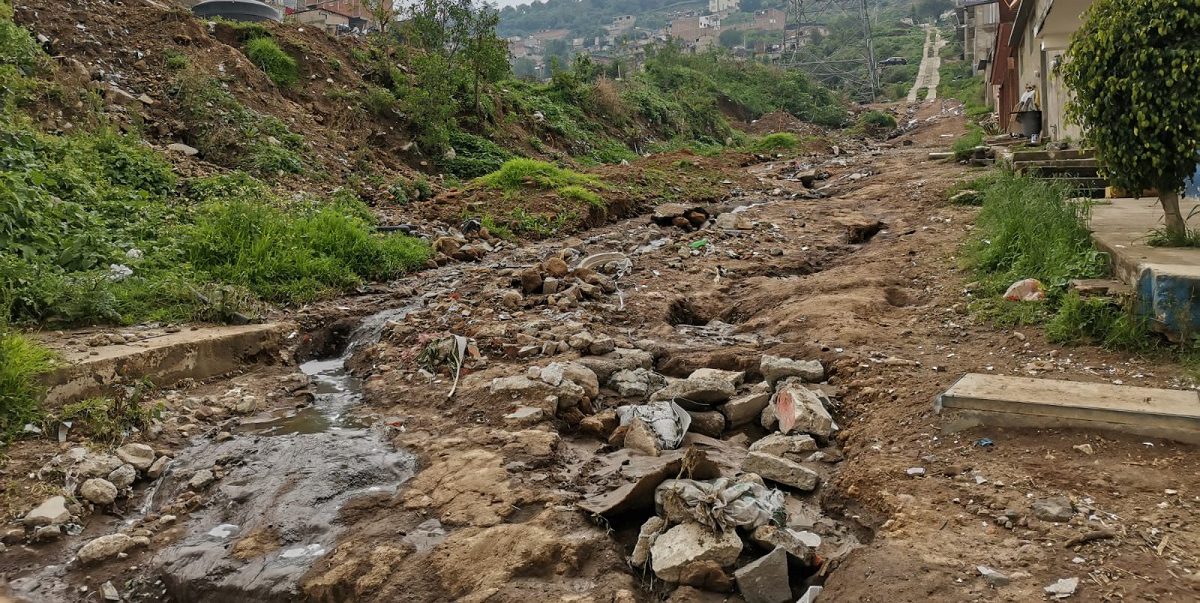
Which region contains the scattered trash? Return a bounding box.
[656,477,784,532]
[975,438,994,447]
[1004,278,1046,301]
[689,239,710,250]
[616,401,692,451]
[1072,443,1094,455]
[417,334,471,398]
[107,263,133,282]
[906,467,925,476]
[1043,577,1079,599]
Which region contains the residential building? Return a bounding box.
[997,0,1091,140]
[699,14,721,29]
[956,0,1000,76]
[293,6,351,34]
[709,0,739,14]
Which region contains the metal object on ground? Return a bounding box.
[191,0,281,22]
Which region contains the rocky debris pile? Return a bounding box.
[490,350,849,600]
[17,444,171,545]
[500,252,628,313]
[652,203,711,231]
[430,222,508,265]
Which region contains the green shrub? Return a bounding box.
[444,130,511,179]
[477,158,600,191]
[244,37,298,88]
[58,389,162,445]
[164,50,189,71]
[0,328,56,439]
[858,110,897,133]
[746,133,800,153]
[363,85,397,117]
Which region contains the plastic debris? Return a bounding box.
[1004,278,1046,301]
[655,477,785,532]
[1044,577,1079,599]
[975,438,994,447]
[107,263,133,282]
[616,401,691,450]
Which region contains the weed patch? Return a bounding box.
[745,133,800,154]
[0,328,56,440]
[952,126,984,160]
[477,158,600,191]
[56,384,162,445]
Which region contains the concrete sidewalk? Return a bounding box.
[1089,197,1200,338]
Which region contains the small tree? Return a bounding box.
[362,0,397,36]
[1062,0,1200,242]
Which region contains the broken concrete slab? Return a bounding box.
[721,392,770,427]
[650,377,736,407]
[936,373,1200,443]
[742,451,819,491]
[734,547,791,603]
[650,522,742,582]
[768,381,835,439]
[45,323,290,407]
[578,450,720,517]
[688,368,745,389]
[748,433,818,457]
[760,355,824,384]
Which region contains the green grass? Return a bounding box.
[745,133,801,154]
[58,388,162,446]
[952,126,985,160]
[0,328,56,440]
[164,50,190,71]
[558,184,604,208]
[938,60,990,118]
[245,37,299,88]
[477,158,600,191]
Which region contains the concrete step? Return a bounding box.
[936,373,1200,443]
[1069,278,1133,297]
[1011,148,1094,162]
[1012,158,1099,170]
[44,323,291,406]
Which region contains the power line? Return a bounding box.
[780,0,878,102]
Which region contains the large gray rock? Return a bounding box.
[575,348,654,382]
[766,381,834,439]
[108,463,137,490]
[609,368,664,398]
[76,453,124,478]
[650,522,742,582]
[734,547,791,603]
[760,355,824,384]
[23,496,70,527]
[687,368,745,389]
[743,452,819,491]
[1032,496,1074,523]
[147,455,171,479]
[749,434,818,457]
[558,362,600,399]
[77,533,135,564]
[188,469,216,490]
[721,392,771,427]
[80,478,119,505]
[116,443,156,471]
[650,378,736,406]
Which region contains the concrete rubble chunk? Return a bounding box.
[678,560,733,591]
[489,375,544,395]
[23,496,70,527]
[743,451,819,491]
[749,525,815,564]
[80,478,119,505]
[77,533,135,564]
[760,355,824,384]
[722,392,771,427]
[686,410,726,437]
[688,368,745,389]
[503,406,545,425]
[610,368,664,398]
[650,377,736,406]
[978,565,1010,586]
[558,362,600,399]
[116,443,156,471]
[101,581,120,601]
[734,547,791,603]
[649,522,743,582]
[749,433,818,457]
[76,453,123,478]
[768,381,834,438]
[1031,496,1074,523]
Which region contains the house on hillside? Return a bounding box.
[956,0,1000,76]
[293,6,352,35]
[991,0,1091,140]
[709,0,739,14]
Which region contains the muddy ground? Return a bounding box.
[3,102,1200,603]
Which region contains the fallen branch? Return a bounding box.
[1065,529,1117,548]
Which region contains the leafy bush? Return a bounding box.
[164,50,189,71]
[363,85,397,117]
[245,37,299,88]
[444,130,511,178]
[858,110,897,133]
[477,158,600,191]
[0,328,56,439]
[746,133,800,153]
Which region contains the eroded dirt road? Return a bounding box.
[4,108,1200,602]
